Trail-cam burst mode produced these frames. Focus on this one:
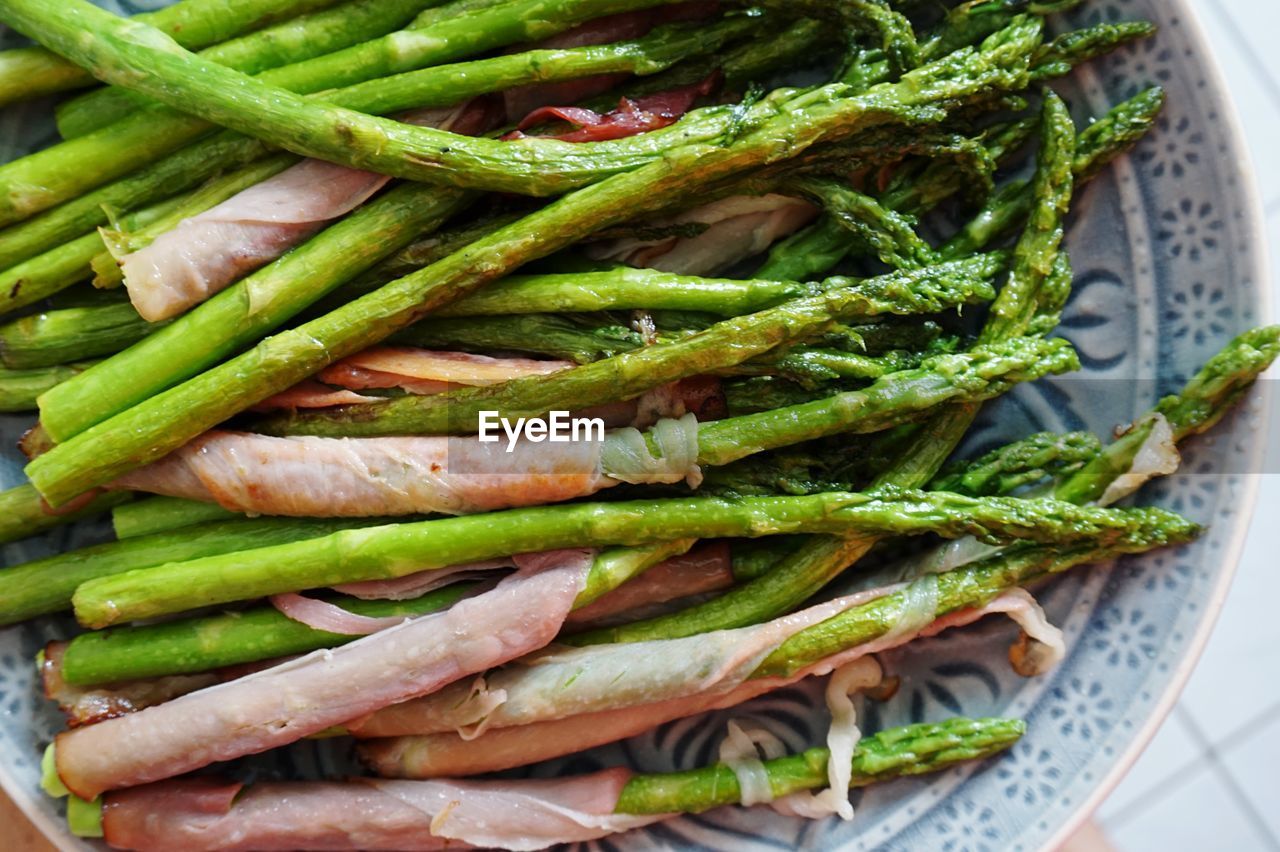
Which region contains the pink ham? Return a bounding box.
[101,769,667,851]
[349,586,893,741]
[268,594,410,636]
[319,346,572,393]
[565,540,733,626]
[112,430,614,517]
[332,558,514,601]
[250,380,380,412]
[357,588,1013,778]
[55,553,592,799]
[586,194,819,276]
[506,72,721,143]
[119,104,496,322]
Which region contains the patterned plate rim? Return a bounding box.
[1043,1,1274,848]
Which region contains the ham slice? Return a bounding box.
[112,430,614,517]
[586,194,819,276]
[101,769,668,851]
[565,540,733,626]
[349,586,897,740]
[55,552,592,799]
[268,594,410,635]
[358,588,1018,778]
[332,558,514,601]
[506,73,721,143]
[119,105,495,322]
[319,346,572,394]
[250,380,380,412]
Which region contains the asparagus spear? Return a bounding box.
[69,487,1191,627]
[0,2,1040,201]
[37,184,472,444]
[942,86,1166,259]
[0,14,755,309]
[0,518,378,626]
[0,362,97,413]
[257,255,1002,437]
[615,716,1026,814]
[930,430,1103,496]
[0,0,701,225]
[110,497,242,540]
[0,302,157,370]
[25,20,1043,506]
[1054,325,1280,505]
[56,0,452,139]
[0,0,345,107]
[0,485,130,547]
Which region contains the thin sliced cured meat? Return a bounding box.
[119,105,495,322]
[586,194,819,276]
[101,768,668,851]
[319,347,572,394]
[507,73,721,143]
[358,589,1018,778]
[349,586,893,740]
[332,558,514,601]
[250,380,380,412]
[112,430,614,517]
[565,540,733,626]
[55,553,592,799]
[268,594,410,636]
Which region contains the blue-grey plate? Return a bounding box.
[0,1,1271,849]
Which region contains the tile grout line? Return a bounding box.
[1202,698,1280,753]
[1206,0,1280,114]
[1098,713,1210,830]
[1174,706,1280,851]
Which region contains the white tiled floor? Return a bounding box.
[1093,2,1280,849]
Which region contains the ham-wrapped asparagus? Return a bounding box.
[53,550,594,799]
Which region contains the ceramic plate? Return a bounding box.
[0,1,1271,849]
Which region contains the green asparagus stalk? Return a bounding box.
[941,86,1166,259]
[37,184,472,444]
[0,484,130,547]
[257,256,1003,437]
[0,0,345,107]
[111,497,242,540]
[0,362,97,413]
[789,176,939,269]
[90,154,301,288]
[0,302,156,370]
[0,0,702,225]
[930,430,1103,496]
[69,486,1191,627]
[57,584,477,685]
[25,20,1043,506]
[0,2,1040,202]
[0,517,378,626]
[393,314,649,364]
[1054,325,1280,505]
[56,0,451,139]
[615,716,1025,814]
[0,193,194,316]
[0,13,756,307]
